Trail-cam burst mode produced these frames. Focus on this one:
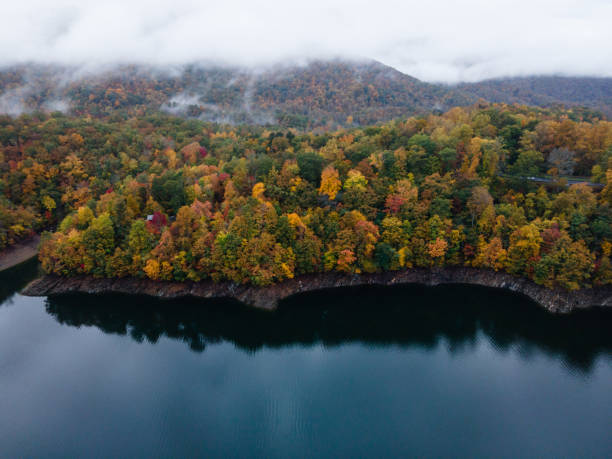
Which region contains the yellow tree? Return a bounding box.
[318,166,341,200]
[252,182,266,201]
[344,169,368,192]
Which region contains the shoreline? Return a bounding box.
[0,235,40,273]
[22,267,612,313]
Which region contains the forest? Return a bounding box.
[3,61,610,130]
[0,61,470,129]
[459,76,612,118]
[1,102,611,290]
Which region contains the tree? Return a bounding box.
[152,171,187,214]
[510,150,544,176]
[235,232,295,286]
[318,166,341,200]
[74,206,94,230]
[252,182,266,201]
[385,178,418,216]
[534,235,594,290]
[380,216,409,249]
[506,224,542,276]
[439,147,457,171]
[473,236,506,271]
[297,152,324,185]
[467,186,493,226]
[336,249,357,272]
[428,237,448,265]
[547,147,575,176]
[344,170,368,192]
[144,259,161,280]
[42,195,56,213]
[82,213,115,276]
[375,243,400,270]
[128,220,156,255]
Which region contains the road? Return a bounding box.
[498,174,604,188]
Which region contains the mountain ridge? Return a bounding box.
[458,75,612,118]
[1,60,610,128]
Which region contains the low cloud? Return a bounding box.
[1,0,612,82]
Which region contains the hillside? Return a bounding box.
[0,60,474,128]
[2,104,611,291]
[1,61,611,128]
[459,76,612,118]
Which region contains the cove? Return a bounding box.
[1,262,611,458]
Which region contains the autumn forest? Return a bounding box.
[0,95,610,292]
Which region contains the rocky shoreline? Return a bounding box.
[21,267,612,313]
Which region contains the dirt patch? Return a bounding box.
[0,235,40,272]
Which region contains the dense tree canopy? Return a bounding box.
[1,102,610,290]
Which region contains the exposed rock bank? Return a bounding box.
[22,268,612,314]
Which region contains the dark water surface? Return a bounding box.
[1,260,611,458]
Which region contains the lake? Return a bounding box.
[1,259,611,458]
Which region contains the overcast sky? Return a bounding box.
[2,0,612,82]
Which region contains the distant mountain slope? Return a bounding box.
[1,61,610,127]
[458,76,612,118]
[246,61,474,127]
[0,60,473,128]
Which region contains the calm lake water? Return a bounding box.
[1,259,611,458]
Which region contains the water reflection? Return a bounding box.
[44,284,612,373]
[0,258,40,305]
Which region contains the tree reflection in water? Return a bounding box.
[44,284,612,373]
[0,258,40,305]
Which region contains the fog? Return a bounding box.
[2,0,612,83]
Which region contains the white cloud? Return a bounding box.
[1,0,611,82]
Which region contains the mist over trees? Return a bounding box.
[2,61,612,129]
